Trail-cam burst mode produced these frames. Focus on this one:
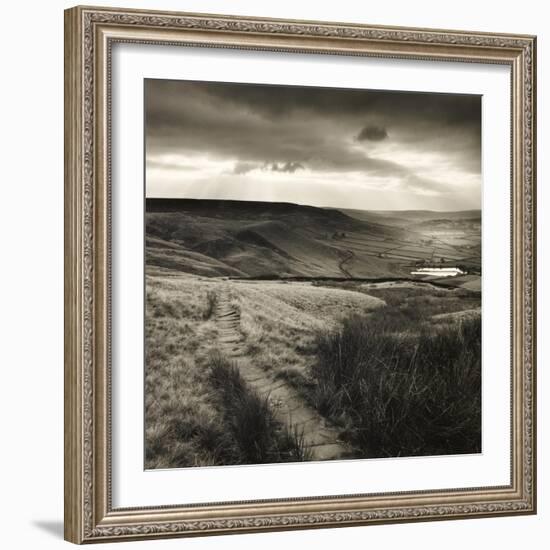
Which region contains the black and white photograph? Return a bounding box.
[144,78,482,469]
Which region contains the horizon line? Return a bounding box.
[145,196,481,214]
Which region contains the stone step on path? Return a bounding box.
[215,296,244,357]
[214,288,349,461]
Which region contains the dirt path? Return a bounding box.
[215,288,349,461]
[338,249,354,278]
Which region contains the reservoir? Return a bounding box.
[410,267,465,278]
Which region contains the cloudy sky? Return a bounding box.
[145,79,481,211]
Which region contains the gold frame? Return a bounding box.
[64,5,537,544]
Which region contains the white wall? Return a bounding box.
[0,1,546,548]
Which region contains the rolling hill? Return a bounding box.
[339,208,481,227]
[146,199,480,279]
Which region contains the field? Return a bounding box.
[145,199,482,468]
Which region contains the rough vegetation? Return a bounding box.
[308,312,481,457]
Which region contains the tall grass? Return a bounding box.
[310,313,481,458]
[208,352,311,463]
[145,277,231,469]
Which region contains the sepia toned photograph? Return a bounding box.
[144,79,482,469]
[64,8,536,542]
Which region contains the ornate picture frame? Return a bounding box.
[64,5,536,544]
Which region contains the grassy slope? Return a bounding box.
[145,275,384,467]
[286,282,482,457]
[233,281,385,377]
[145,198,437,279]
[145,275,231,468]
[146,274,481,465]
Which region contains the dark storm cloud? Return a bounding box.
[145,79,481,202]
[147,80,480,129]
[357,125,388,142]
[158,81,480,125]
[268,161,304,173]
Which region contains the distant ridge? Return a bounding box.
[368,209,481,216]
[146,198,374,232]
[338,208,480,227]
[147,198,340,215]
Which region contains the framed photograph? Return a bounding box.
[64,5,537,544]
